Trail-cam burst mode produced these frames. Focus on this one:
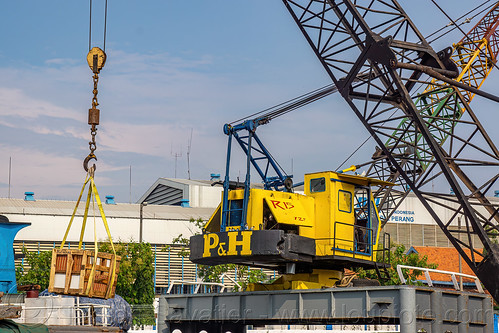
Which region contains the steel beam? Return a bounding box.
[158,286,493,333]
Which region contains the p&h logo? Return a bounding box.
[202,231,253,258]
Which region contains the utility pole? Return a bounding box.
[187,129,193,180]
[129,165,132,204]
[139,202,148,242]
[8,157,11,199]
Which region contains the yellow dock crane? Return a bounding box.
[189,86,394,290]
[192,170,393,290]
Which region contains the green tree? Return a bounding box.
[15,248,52,290]
[357,242,437,285]
[99,240,155,327]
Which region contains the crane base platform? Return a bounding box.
[190,230,390,272]
[158,285,493,333]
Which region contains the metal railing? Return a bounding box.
[219,273,242,290]
[332,221,374,257]
[166,280,227,294]
[396,264,484,293]
[376,232,391,265]
[76,303,111,326]
[11,299,111,326]
[166,275,243,294]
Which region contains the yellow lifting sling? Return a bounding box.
[48,170,120,299]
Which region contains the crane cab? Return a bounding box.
[190,171,392,276]
[304,171,388,264]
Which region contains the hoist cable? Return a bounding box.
[103,0,108,51]
[427,2,495,44]
[229,84,336,125]
[431,0,499,72]
[263,85,337,121]
[88,0,109,51]
[425,0,494,43]
[88,0,92,51]
[335,136,371,172]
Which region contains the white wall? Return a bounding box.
[189,185,223,208]
[10,213,200,244]
[384,194,498,226]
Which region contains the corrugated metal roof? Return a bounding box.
[137,177,264,206]
[145,183,183,205]
[160,178,215,186]
[0,198,214,220]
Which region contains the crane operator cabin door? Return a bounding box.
[353,187,372,254]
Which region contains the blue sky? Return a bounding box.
[0,1,497,202]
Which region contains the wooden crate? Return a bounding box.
[48,249,121,299]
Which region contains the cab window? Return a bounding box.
[310,177,326,192]
[338,190,352,213]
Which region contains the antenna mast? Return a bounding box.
[187,129,193,180]
[171,144,182,179]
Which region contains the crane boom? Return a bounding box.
[455,3,499,103]
[282,0,499,302]
[365,3,499,225]
[219,84,337,229]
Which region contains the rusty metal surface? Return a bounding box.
[0,305,22,319]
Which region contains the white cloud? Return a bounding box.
[0,48,391,200]
[0,88,81,121]
[0,144,118,200]
[45,58,80,66]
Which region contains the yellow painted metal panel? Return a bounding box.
[305,171,395,187]
[333,221,355,252]
[304,172,333,250]
[331,179,355,253]
[202,170,385,269]
[369,192,382,249]
[335,173,396,187]
[263,195,314,227]
[205,202,222,233]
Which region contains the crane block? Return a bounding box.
[87,47,106,74]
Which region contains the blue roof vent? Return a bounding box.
[495,190,499,198]
[210,173,221,181]
[24,192,35,202]
[180,199,190,208]
[105,195,116,205]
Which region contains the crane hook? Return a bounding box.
[83,154,97,173]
